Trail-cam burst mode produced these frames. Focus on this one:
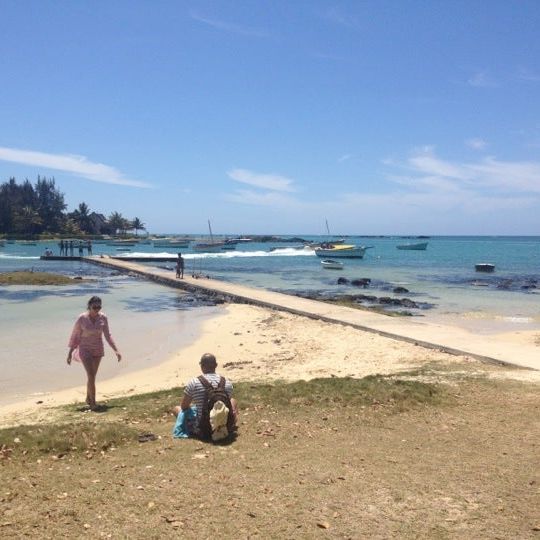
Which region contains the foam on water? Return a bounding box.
[119,247,315,259]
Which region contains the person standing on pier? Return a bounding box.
[69,240,74,257]
[176,252,184,279]
[67,296,122,411]
[58,239,65,256]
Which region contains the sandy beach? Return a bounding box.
[2,302,539,428]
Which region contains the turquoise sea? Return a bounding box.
[1,235,539,405]
[2,235,539,324]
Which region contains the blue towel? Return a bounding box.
[172,406,197,438]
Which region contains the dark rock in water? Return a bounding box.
[521,283,537,290]
[379,296,419,308]
[351,278,371,288]
[337,277,349,285]
[496,280,513,289]
[393,286,409,294]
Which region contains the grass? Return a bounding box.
[0,271,80,285]
[1,371,539,539]
[2,376,444,460]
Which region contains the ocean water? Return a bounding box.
[1,235,540,330]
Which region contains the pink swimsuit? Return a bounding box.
[68,312,117,362]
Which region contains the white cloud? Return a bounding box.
[228,168,297,192]
[225,189,298,207]
[397,147,540,194]
[516,66,540,82]
[467,70,498,88]
[466,138,488,150]
[190,12,269,38]
[0,146,152,188]
[338,154,352,163]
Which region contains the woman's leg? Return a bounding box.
[81,356,102,408]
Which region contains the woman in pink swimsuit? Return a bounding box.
[67,296,122,410]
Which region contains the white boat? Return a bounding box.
[396,242,428,250]
[321,259,344,270]
[315,244,368,258]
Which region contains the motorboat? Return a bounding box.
[475,263,495,273]
[315,244,370,258]
[396,242,428,250]
[321,259,344,270]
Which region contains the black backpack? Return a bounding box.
[197,375,236,442]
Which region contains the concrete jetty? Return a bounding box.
[83,256,539,371]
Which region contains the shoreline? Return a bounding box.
[2,302,539,428]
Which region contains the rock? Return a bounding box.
[337,277,349,285]
[351,278,371,288]
[393,286,409,294]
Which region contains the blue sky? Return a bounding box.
[1,1,539,235]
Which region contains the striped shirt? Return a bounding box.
[184,373,233,425]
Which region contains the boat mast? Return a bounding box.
[208,219,214,243]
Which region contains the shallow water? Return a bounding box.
[0,267,223,406]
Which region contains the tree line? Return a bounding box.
[0,177,145,237]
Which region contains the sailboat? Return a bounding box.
[314,220,370,259]
[193,220,233,252]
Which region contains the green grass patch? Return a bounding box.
[0,271,79,285]
[234,375,445,411]
[1,375,446,460]
[0,422,137,457]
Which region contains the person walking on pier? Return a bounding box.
[67,296,122,411]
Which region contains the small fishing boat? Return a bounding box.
[396,242,428,250]
[321,259,344,270]
[315,244,370,258]
[475,263,495,273]
[193,220,233,251]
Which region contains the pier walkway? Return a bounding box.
[84,256,539,371]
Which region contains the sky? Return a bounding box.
[1,0,539,236]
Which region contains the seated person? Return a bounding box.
[172,353,238,440]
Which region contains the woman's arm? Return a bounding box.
[67,316,82,364]
[102,315,122,361]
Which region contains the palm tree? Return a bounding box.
[108,212,127,236]
[131,217,145,236]
[71,202,92,233]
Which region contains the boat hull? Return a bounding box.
[396,242,428,250]
[315,246,366,258]
[321,259,344,269]
[475,263,495,273]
